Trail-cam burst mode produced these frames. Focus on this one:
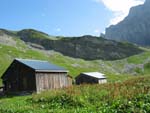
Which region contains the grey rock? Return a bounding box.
[105,0,150,45]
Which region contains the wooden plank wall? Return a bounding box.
[35,72,69,93]
[3,61,36,92]
[76,74,99,84]
[67,76,72,86]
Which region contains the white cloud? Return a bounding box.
[94,0,145,25]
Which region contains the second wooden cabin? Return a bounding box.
[75,72,107,84]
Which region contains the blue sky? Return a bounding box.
[0,0,145,36]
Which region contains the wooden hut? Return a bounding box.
[75,72,107,85]
[1,58,71,93]
[67,75,73,86]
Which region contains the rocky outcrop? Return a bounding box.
[0,29,17,46]
[105,0,150,45]
[0,29,143,60]
[17,30,143,60]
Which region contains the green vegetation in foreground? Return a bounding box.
[0,76,150,113]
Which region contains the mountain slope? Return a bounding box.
[39,35,142,60]
[17,29,57,40]
[0,29,143,60]
[0,31,150,85]
[105,0,150,45]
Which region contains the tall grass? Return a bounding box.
[32,76,150,102]
[28,76,150,112]
[0,76,150,112]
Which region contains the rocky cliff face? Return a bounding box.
[105,0,150,45]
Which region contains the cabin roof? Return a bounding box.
[15,58,68,72]
[81,72,106,79]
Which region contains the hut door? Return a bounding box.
[23,77,28,90]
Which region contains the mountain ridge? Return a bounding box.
[0,28,143,60]
[105,0,150,45]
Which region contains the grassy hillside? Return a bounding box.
[0,29,143,60]
[0,76,150,112]
[0,29,150,112]
[0,36,150,85]
[0,42,130,85]
[17,29,57,40]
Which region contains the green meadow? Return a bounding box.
[0,38,150,113]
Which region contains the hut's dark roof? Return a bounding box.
[15,58,68,72]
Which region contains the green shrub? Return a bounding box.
[30,91,86,108]
[134,67,144,74]
[144,62,150,74]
